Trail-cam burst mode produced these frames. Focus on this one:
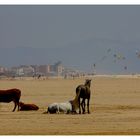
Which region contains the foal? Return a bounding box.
[76,79,91,114]
[19,102,39,111]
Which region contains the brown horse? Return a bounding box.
[76,79,91,114]
[0,88,21,112]
[19,102,39,111]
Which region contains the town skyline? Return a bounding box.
[0,61,86,78]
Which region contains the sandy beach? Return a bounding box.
[0,76,140,135]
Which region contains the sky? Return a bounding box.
[0,5,140,74]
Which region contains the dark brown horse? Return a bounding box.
[76,79,91,114]
[0,88,21,112]
[19,101,39,111]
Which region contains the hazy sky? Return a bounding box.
[0,5,140,74]
[1,5,140,48]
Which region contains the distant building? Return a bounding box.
[0,61,66,77]
[31,65,51,76]
[38,65,50,76]
[15,65,35,76]
[0,66,4,73]
[30,65,39,75]
[0,66,8,75]
[50,61,63,76]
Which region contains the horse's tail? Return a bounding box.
[76,85,81,97]
[46,109,49,114]
[43,107,49,114]
[43,111,48,114]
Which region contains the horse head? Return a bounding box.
[85,79,92,87]
[19,101,24,107]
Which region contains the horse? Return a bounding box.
[0,88,21,112]
[19,102,39,111]
[44,91,80,114]
[46,102,72,114]
[76,79,92,114]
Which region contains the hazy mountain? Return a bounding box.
[0,38,140,74]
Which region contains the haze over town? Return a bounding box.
[1,5,140,74]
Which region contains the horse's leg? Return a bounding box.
[78,98,81,114]
[87,98,90,114]
[12,101,17,112]
[17,100,20,111]
[57,106,60,114]
[83,99,86,113]
[81,99,85,114]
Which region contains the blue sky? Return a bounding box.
[0,5,140,74]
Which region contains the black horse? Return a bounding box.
[76,79,91,114]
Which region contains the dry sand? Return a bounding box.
[0,76,140,135]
